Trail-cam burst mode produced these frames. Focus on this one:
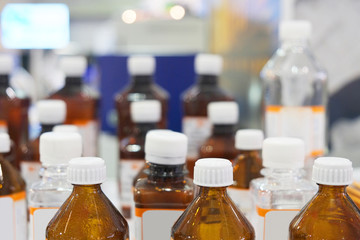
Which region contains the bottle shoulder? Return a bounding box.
[182,84,234,102]
[250,175,316,192]
[0,158,26,195]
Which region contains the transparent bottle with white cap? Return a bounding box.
[49,56,99,157]
[250,137,316,240]
[172,158,255,240]
[118,100,161,218]
[114,55,169,141]
[182,54,234,176]
[260,20,327,166]
[228,129,264,217]
[289,157,360,239]
[46,157,129,239]
[194,101,239,178]
[134,130,194,240]
[28,131,82,240]
[0,133,27,240]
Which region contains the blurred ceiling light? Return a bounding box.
[122,9,137,24]
[170,5,185,20]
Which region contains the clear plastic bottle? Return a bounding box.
[49,56,99,157]
[115,55,169,141]
[118,100,161,218]
[260,20,327,165]
[28,131,82,240]
[250,137,317,240]
[182,54,234,174]
[46,157,129,239]
[289,157,360,239]
[134,130,194,240]
[172,158,255,240]
[228,129,264,217]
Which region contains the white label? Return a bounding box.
[20,161,42,186]
[30,208,59,240]
[182,117,212,158]
[227,187,252,217]
[77,120,98,157]
[135,209,183,240]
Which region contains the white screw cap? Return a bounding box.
[67,157,106,185]
[279,20,312,41]
[262,137,305,169]
[195,54,223,76]
[130,100,161,123]
[40,132,82,166]
[128,55,155,76]
[194,158,233,187]
[53,124,79,133]
[37,100,66,125]
[235,129,264,150]
[59,56,87,77]
[145,130,187,165]
[0,133,10,153]
[0,54,14,74]
[312,157,353,186]
[208,101,239,124]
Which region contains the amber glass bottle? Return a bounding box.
[49,56,99,157]
[46,157,129,240]
[172,158,255,240]
[134,130,194,240]
[0,133,27,240]
[114,55,169,141]
[289,157,360,239]
[228,129,264,217]
[182,54,234,175]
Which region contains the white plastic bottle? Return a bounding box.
[250,137,317,240]
[52,124,79,133]
[28,131,82,240]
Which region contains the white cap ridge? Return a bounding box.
[279,20,312,41]
[312,157,353,186]
[40,132,82,166]
[0,54,14,75]
[235,129,264,150]
[67,157,106,185]
[37,100,67,125]
[208,101,239,125]
[53,124,79,133]
[0,133,11,153]
[194,158,233,187]
[262,137,305,169]
[128,55,155,76]
[195,53,223,76]
[59,56,87,77]
[130,100,161,123]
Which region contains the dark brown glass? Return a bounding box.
[289,185,360,239]
[46,184,129,240]
[233,149,262,189]
[172,187,255,240]
[114,75,168,140]
[0,153,26,195]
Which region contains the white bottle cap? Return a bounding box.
[193,158,233,187]
[195,53,223,76]
[53,124,79,133]
[67,157,106,185]
[128,55,155,76]
[279,20,312,41]
[0,133,10,153]
[40,132,82,166]
[130,100,161,123]
[59,56,87,77]
[0,54,14,74]
[145,130,187,165]
[235,129,264,150]
[37,100,67,125]
[262,137,305,169]
[312,157,353,186]
[208,101,239,124]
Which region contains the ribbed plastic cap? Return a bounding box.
[208,101,239,124]
[130,100,161,123]
[195,54,223,76]
[194,158,233,187]
[59,56,87,77]
[40,132,82,166]
[128,55,155,75]
[279,20,312,41]
[0,54,14,74]
[67,157,106,185]
[37,100,66,124]
[312,157,353,186]
[0,133,10,153]
[262,137,305,169]
[235,129,264,150]
[145,130,187,165]
[53,124,79,133]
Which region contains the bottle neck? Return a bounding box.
[261,168,305,180]
[40,124,57,134]
[131,75,153,87]
[147,162,186,182]
[134,122,157,136]
[197,75,218,87]
[198,186,228,197]
[0,75,10,88]
[63,77,83,90]
[72,184,102,195]
[42,165,68,181]
[212,124,235,135]
[317,184,347,196]
[280,39,309,51]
